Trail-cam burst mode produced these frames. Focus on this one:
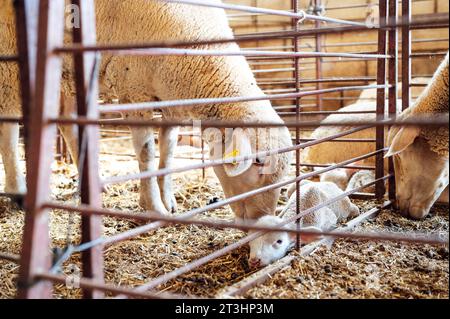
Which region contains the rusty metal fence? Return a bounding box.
[0,0,448,299]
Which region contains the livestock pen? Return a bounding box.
[0,0,448,299]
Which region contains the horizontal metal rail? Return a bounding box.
[281,110,377,116]
[97,84,388,113]
[50,115,449,130]
[159,0,369,27]
[0,55,19,62]
[300,163,375,170]
[0,116,23,123]
[59,47,391,60]
[410,51,448,57]
[53,16,449,55]
[35,273,193,299]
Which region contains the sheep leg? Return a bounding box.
[127,112,169,215]
[0,123,26,194]
[158,125,179,213]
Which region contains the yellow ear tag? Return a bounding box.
[223,149,240,165]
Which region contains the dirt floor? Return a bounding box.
[0,137,448,299]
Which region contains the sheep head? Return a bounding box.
[204,126,292,221]
[386,125,449,219]
[248,215,321,268]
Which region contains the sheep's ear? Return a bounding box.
[385,126,421,158]
[223,129,253,177]
[288,226,322,244]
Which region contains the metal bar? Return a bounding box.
[98,84,389,113]
[0,116,23,123]
[402,0,412,111]
[17,0,65,299]
[314,0,323,111]
[388,0,399,202]
[291,0,302,253]
[53,16,449,55]
[410,52,448,57]
[72,0,104,299]
[57,47,392,59]
[300,163,375,170]
[281,111,377,116]
[35,273,192,299]
[375,0,388,199]
[157,0,369,27]
[51,116,449,130]
[0,55,19,62]
[298,138,377,143]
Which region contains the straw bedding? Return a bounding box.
[0,138,448,299]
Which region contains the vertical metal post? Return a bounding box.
[375,0,388,199]
[402,0,411,111]
[201,132,206,180]
[388,0,399,201]
[314,0,323,111]
[292,0,301,251]
[71,0,104,299]
[17,0,66,299]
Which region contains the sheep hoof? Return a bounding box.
[162,193,178,214]
[139,197,170,216]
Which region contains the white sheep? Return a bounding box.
[358,78,431,102]
[385,52,449,219]
[303,55,448,219]
[302,78,430,168]
[0,1,293,219]
[301,100,399,169]
[248,180,360,267]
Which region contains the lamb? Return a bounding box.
[317,166,375,193]
[345,170,376,193]
[0,1,292,220]
[248,180,360,267]
[316,166,355,191]
[385,52,449,219]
